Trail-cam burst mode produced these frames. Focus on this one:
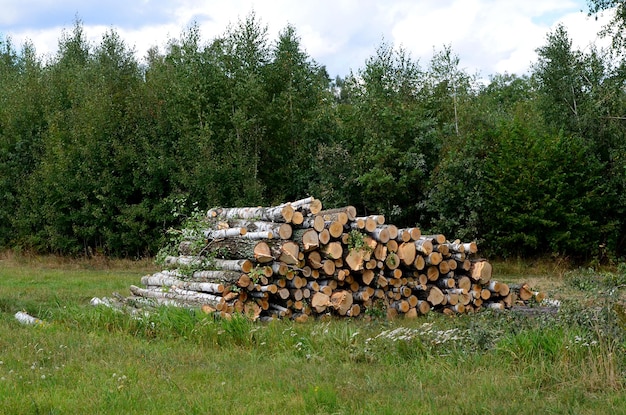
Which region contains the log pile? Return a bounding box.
[126,197,544,320]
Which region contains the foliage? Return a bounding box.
[1,15,626,260]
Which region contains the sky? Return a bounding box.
[0,0,616,79]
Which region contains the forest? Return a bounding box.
[1,5,625,262]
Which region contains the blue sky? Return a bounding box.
[0,0,614,78]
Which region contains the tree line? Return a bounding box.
[1,10,625,262]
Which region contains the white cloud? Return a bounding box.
[0,0,616,77]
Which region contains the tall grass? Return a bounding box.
[0,254,625,414]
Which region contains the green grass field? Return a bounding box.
[1,253,625,414]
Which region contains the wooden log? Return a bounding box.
[163,255,205,267]
[321,260,336,276]
[328,221,344,239]
[204,227,247,239]
[463,241,478,254]
[330,290,354,315]
[426,286,445,306]
[321,242,343,260]
[318,206,357,223]
[288,196,323,215]
[226,220,293,240]
[130,285,224,307]
[498,282,510,297]
[311,292,331,313]
[486,280,501,294]
[415,239,434,255]
[421,234,446,244]
[307,251,323,269]
[386,239,399,253]
[470,260,492,284]
[413,255,425,271]
[208,204,292,223]
[188,270,243,284]
[292,228,320,252]
[291,211,304,226]
[141,274,224,294]
[370,227,390,243]
[211,258,254,273]
[457,276,472,292]
[318,209,349,225]
[426,266,440,281]
[438,260,450,275]
[397,242,417,266]
[385,252,401,270]
[396,227,421,242]
[373,243,387,261]
[509,283,533,301]
[318,229,331,245]
[433,243,449,256]
[424,252,443,266]
[300,215,326,232]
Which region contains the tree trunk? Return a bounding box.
[141,273,225,294]
[130,285,224,307]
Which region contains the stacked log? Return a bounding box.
[129,197,544,320]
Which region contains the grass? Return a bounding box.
[0,253,625,414]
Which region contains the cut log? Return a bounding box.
[370,227,390,243]
[141,274,224,294]
[300,215,326,232]
[227,220,293,240]
[204,227,247,239]
[321,242,343,260]
[318,229,331,245]
[417,300,431,315]
[426,286,445,306]
[330,290,354,315]
[328,221,344,239]
[463,242,478,254]
[318,206,357,222]
[397,242,417,266]
[457,276,471,292]
[345,249,366,271]
[240,231,274,240]
[307,251,323,269]
[415,239,434,255]
[346,304,361,317]
[208,204,292,223]
[509,283,533,301]
[424,252,443,266]
[385,252,400,270]
[386,239,399,253]
[396,227,421,242]
[361,269,376,285]
[413,255,425,271]
[163,255,205,267]
[212,258,254,273]
[291,211,304,226]
[318,209,349,225]
[292,228,320,252]
[426,266,440,281]
[421,234,446,244]
[311,292,331,313]
[470,260,492,284]
[321,260,336,276]
[391,300,410,313]
[130,285,224,307]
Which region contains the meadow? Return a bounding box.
[1,252,624,414]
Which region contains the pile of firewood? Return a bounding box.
[123,197,544,321]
